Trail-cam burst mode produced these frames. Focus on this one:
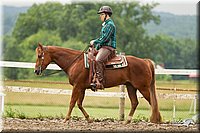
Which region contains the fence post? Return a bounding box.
[119,85,125,121]
[189,98,194,114]
[172,87,176,121]
[194,95,197,114]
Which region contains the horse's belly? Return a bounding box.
[104,68,129,87]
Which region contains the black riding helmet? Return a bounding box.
[97,6,113,16]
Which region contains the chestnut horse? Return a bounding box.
[34,43,162,124]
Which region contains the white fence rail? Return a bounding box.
[0,61,198,75]
[2,85,198,100]
[3,86,138,98]
[0,61,60,70]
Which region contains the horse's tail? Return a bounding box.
[146,59,162,123]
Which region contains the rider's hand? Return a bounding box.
[90,40,95,47]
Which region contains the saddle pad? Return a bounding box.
[106,55,128,69]
[84,53,90,68]
[84,53,128,69]
[106,55,123,65]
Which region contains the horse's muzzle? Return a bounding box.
[34,69,42,75]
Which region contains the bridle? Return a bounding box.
[36,45,90,76]
[36,49,45,75]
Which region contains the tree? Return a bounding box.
[58,4,100,42]
[111,2,161,59]
[178,39,197,69]
[3,36,21,79]
[77,9,101,43]
[12,2,63,43]
[156,35,197,69]
[19,30,63,62]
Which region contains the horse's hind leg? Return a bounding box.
[138,87,151,105]
[125,83,138,124]
[149,83,162,123]
[77,89,93,123]
[139,87,162,123]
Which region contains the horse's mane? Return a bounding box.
[47,46,82,55]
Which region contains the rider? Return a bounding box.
[90,6,116,89]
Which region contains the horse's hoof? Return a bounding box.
[63,119,67,123]
[124,120,131,125]
[63,117,70,123]
[87,118,93,123]
[150,115,162,123]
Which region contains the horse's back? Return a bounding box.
[126,55,153,68]
[125,55,154,85]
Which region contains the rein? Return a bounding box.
[43,45,90,76]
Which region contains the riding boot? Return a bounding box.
[95,61,104,89]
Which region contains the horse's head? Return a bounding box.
[34,43,51,75]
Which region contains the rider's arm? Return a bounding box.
[93,24,114,50]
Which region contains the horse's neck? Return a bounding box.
[48,46,81,71]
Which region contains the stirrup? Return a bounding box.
[90,83,97,92]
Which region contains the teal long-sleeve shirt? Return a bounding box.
[93,18,116,50]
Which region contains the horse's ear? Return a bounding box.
[38,42,43,50]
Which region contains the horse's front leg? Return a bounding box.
[77,89,93,123]
[63,86,80,123]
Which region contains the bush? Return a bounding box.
[4,106,27,119]
[5,106,16,118]
[156,74,172,81]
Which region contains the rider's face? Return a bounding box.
[99,13,105,22]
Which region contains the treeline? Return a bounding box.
[3,2,197,79]
[145,12,196,39]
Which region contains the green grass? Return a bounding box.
[2,79,198,122]
[4,104,195,122]
[156,80,197,90]
[3,80,72,90]
[5,91,198,111]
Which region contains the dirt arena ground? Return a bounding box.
[2,118,199,132]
